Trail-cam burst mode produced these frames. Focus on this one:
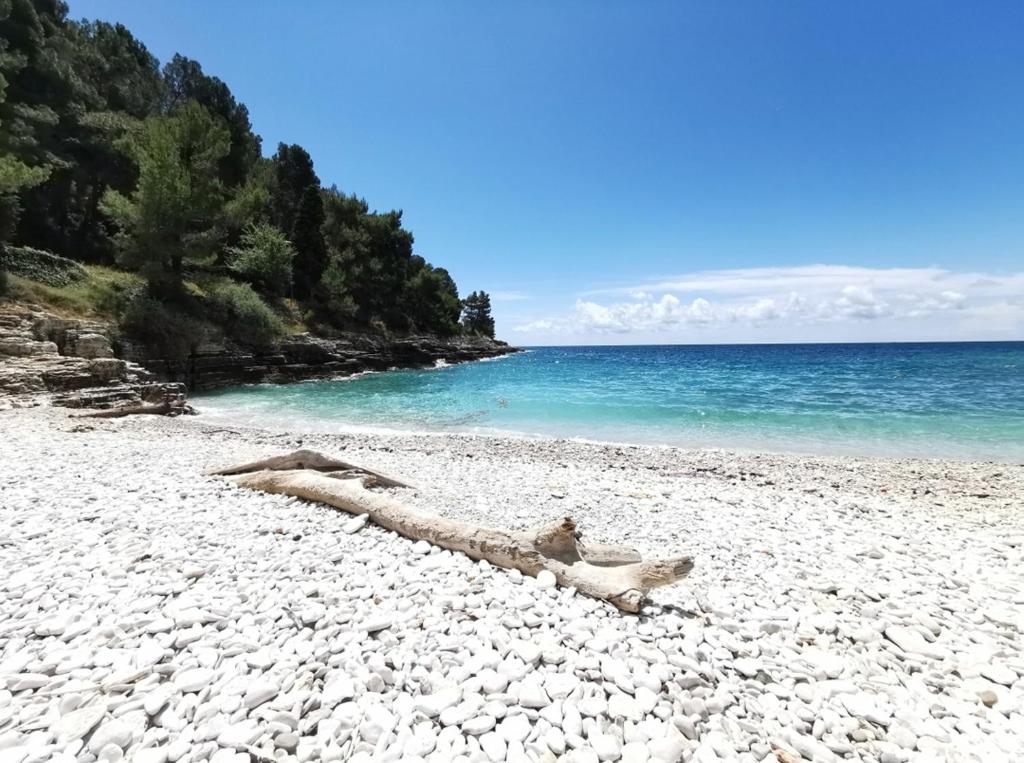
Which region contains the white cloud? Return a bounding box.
[513,265,1024,340]
[586,264,1024,300]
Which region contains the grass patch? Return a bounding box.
[6,265,143,319]
[279,298,309,334]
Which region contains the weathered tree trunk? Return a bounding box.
[213,450,693,612]
[75,402,173,418]
[213,449,411,488]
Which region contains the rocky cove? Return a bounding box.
[0,302,518,413]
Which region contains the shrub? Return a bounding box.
[226,223,295,297]
[0,246,89,287]
[121,294,213,360]
[205,280,283,349]
[0,267,8,297]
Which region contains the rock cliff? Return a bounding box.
[0,302,518,411]
[0,305,188,412]
[119,331,519,391]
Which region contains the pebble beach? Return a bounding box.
[1,407,1022,763]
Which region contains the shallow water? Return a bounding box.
[195,342,1024,462]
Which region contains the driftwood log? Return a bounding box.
[213,449,693,612]
[74,402,175,418]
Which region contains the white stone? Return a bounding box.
[591,732,622,762]
[173,668,214,694]
[609,693,643,723]
[217,722,262,749]
[8,673,49,690]
[88,719,132,754]
[480,731,507,762]
[733,657,761,678]
[243,678,278,709]
[545,726,567,755]
[545,672,579,699]
[887,724,918,750]
[839,692,892,726]
[440,701,479,727]
[510,640,542,666]
[415,687,461,717]
[647,729,688,763]
[498,713,531,743]
[322,674,356,706]
[134,748,169,763]
[621,741,650,763]
[144,687,173,716]
[579,696,607,717]
[462,715,496,735]
[182,564,206,579]
[536,570,557,589]
[800,648,845,679]
[480,669,510,695]
[884,627,950,660]
[518,681,551,709]
[980,664,1017,687]
[342,515,369,534]
[53,701,107,743]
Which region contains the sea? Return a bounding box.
[194,342,1024,462]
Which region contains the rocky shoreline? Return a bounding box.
[0,408,1021,762]
[120,331,519,392]
[0,302,518,411]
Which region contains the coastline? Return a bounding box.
[0,300,519,413]
[192,342,1024,466]
[1,407,1021,761]
[190,394,1024,466]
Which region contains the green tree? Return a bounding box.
[270,144,325,299]
[404,255,461,335]
[335,209,413,328]
[226,222,294,298]
[270,143,318,230]
[162,54,260,187]
[0,0,51,253]
[322,187,455,331]
[100,101,230,293]
[0,3,486,345]
[312,253,358,326]
[290,184,327,298]
[75,20,164,117]
[3,6,165,262]
[462,290,495,337]
[0,0,69,170]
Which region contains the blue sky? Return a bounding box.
[73,1,1024,343]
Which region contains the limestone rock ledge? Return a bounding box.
[1,302,519,412]
[0,306,188,413]
[120,331,520,391]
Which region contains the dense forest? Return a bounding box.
[0,0,495,357]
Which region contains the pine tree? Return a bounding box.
[461,290,495,338]
[99,101,230,293]
[270,143,317,231]
[290,184,327,298]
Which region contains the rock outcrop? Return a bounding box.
[1,302,519,411]
[119,329,519,391]
[0,306,189,413]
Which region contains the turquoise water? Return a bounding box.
[195,343,1024,462]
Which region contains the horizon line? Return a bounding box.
[510,338,1024,348]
